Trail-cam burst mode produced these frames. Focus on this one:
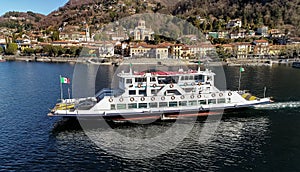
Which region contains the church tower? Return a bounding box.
[85,24,91,42]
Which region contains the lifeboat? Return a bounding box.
[242,93,258,101]
[55,103,75,110]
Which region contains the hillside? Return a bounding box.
[0,0,299,36]
[173,0,300,35]
[39,0,177,30]
[0,11,45,31]
[39,0,299,36]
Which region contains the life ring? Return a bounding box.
[137,84,142,88]
[219,93,223,97]
[197,95,201,98]
[141,97,145,101]
[171,96,175,100]
[180,95,185,99]
[130,97,135,102]
[151,97,155,101]
[109,98,113,102]
[184,82,188,86]
[190,95,195,99]
[152,84,157,88]
[198,82,202,86]
[191,82,195,86]
[170,84,174,88]
[161,96,165,101]
[119,98,124,102]
[228,92,232,96]
[211,93,216,97]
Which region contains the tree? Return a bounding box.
[51,31,60,41]
[43,45,53,56]
[23,48,35,55]
[75,47,82,57]
[200,22,207,32]
[5,43,18,55]
[57,46,66,56]
[37,37,45,42]
[216,46,231,59]
[69,47,78,57]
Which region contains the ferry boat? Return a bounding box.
[48,65,273,121]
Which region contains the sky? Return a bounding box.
[0,0,69,16]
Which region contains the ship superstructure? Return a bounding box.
[48,66,272,120]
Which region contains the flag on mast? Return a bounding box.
[60,76,70,84]
[240,67,245,72]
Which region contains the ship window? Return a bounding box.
[139,90,146,96]
[149,102,157,108]
[151,77,156,82]
[188,100,197,106]
[111,104,116,110]
[126,79,132,84]
[128,103,137,109]
[195,75,204,81]
[218,98,226,104]
[138,103,148,108]
[151,89,158,95]
[169,101,178,107]
[208,99,216,104]
[117,104,126,109]
[183,88,193,93]
[129,90,136,95]
[179,101,187,106]
[166,90,180,95]
[198,100,207,105]
[189,76,194,80]
[135,77,146,82]
[159,102,168,107]
[184,76,189,80]
[158,77,166,84]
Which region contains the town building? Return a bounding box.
[133,20,154,41]
[226,19,242,29]
[269,45,285,56]
[130,43,152,57]
[172,44,183,59]
[253,39,269,57]
[150,45,169,59]
[232,42,252,58]
[256,26,269,37]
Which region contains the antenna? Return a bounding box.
[198,60,201,73]
[129,63,133,75]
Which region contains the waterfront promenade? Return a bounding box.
[3,55,88,63]
[2,55,297,66]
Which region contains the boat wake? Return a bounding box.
[254,101,300,110]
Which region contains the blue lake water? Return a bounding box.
[1,61,300,171]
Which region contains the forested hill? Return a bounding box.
[0,11,45,30]
[173,0,299,35]
[39,0,178,29]
[1,0,299,36]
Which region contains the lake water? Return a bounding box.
[1,61,300,171]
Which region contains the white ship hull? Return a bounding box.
[49,67,273,121]
[49,92,272,120]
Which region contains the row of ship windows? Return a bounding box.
[111,98,230,110]
[125,75,205,84]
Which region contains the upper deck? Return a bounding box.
[115,67,217,97]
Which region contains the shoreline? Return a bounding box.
[1,55,296,67]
